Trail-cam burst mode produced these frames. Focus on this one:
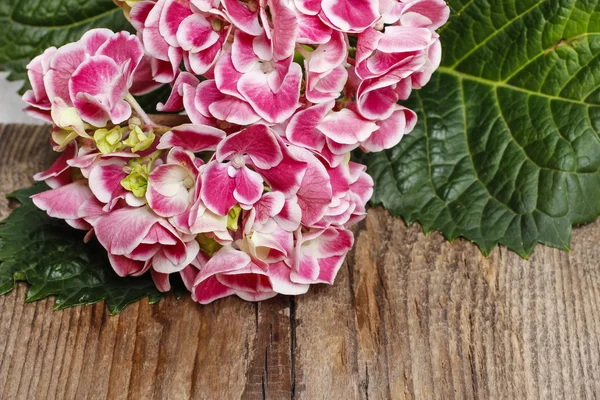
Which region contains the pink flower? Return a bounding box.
[131,0,232,78]
[200,124,283,215]
[22,47,57,122]
[23,29,153,127]
[147,147,202,217]
[290,227,354,284]
[286,101,379,156]
[95,206,200,277]
[191,246,308,304]
[355,55,426,120]
[355,25,436,80]
[212,31,302,123]
[295,0,381,33]
[302,30,349,103]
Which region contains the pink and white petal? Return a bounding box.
[305,65,348,104]
[400,0,450,30]
[287,147,332,226]
[237,63,302,124]
[153,239,200,273]
[192,276,236,303]
[69,55,120,100]
[146,182,191,218]
[156,71,200,112]
[176,13,219,52]
[151,49,183,83]
[65,218,92,231]
[268,0,298,61]
[194,246,252,283]
[231,31,261,72]
[273,197,302,231]
[319,108,378,145]
[88,160,129,204]
[376,26,433,54]
[217,124,282,169]
[191,0,221,12]
[290,253,320,284]
[128,243,161,261]
[221,0,262,35]
[130,55,166,96]
[217,272,273,297]
[316,254,346,284]
[94,207,162,255]
[313,227,354,257]
[214,49,245,98]
[108,99,133,125]
[33,141,77,182]
[183,83,215,125]
[320,0,379,32]
[294,0,321,14]
[326,162,351,198]
[268,262,310,295]
[235,290,277,302]
[189,206,229,234]
[255,191,285,223]
[160,0,193,47]
[32,180,94,220]
[285,101,331,150]
[252,227,293,257]
[411,38,442,89]
[129,1,155,31]
[149,164,190,197]
[180,263,200,291]
[209,96,262,125]
[158,123,225,152]
[233,166,264,206]
[200,161,238,215]
[44,42,85,104]
[96,31,144,77]
[306,31,347,74]
[257,149,307,197]
[151,270,172,292]
[296,13,332,44]
[186,43,222,75]
[109,254,147,277]
[361,105,416,152]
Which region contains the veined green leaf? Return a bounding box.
[0,183,163,315]
[362,0,600,257]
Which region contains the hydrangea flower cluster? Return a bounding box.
[23,0,449,303]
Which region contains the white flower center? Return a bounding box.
[183,176,195,189]
[231,155,246,169]
[261,60,275,74]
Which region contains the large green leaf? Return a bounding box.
[362,0,600,257]
[0,0,131,87]
[0,184,163,315]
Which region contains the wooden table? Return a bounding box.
[1,124,600,399]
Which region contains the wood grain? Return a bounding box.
[1,124,600,399]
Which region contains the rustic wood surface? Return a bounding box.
[1,123,600,400]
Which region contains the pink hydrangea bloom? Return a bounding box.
[23,29,159,127]
[25,0,450,303]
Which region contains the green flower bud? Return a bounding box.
[120,162,150,198]
[123,126,155,153]
[196,234,223,256]
[227,205,242,231]
[94,126,126,154]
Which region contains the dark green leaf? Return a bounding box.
[0,183,163,315]
[362,0,600,258]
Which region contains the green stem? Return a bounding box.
[125,93,158,129]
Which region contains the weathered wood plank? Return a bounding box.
[1,124,600,399]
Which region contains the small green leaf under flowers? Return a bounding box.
[0,183,163,315]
